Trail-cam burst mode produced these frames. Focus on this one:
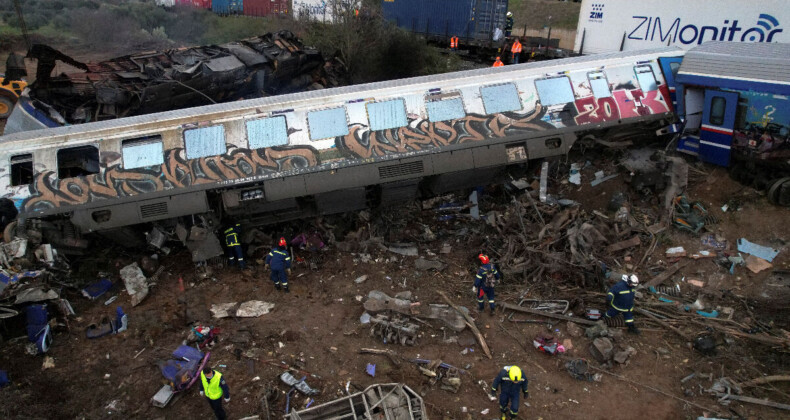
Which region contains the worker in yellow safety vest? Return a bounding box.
[224,222,246,269]
[200,367,230,420]
[450,36,459,50]
[493,57,504,67]
[510,38,523,64]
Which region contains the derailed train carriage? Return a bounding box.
[0,47,681,251]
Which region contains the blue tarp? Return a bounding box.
[737,238,781,262]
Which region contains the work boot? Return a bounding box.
[478,306,484,313]
[627,324,641,335]
[275,284,281,291]
[500,412,507,420]
[284,286,290,293]
[490,307,496,316]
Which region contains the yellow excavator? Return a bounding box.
[1,0,31,119]
[0,75,27,119]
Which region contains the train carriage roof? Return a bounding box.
[0,46,682,146]
[676,41,790,95]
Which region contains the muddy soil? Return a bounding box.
[1,156,789,420]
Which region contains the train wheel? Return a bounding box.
[0,96,14,119]
[768,177,790,206]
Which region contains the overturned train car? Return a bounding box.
[4,31,340,135]
[0,47,680,248]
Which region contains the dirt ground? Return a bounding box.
[1,149,789,420]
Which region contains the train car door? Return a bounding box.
[658,57,683,109]
[699,90,739,166]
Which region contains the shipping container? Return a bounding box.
[293,0,335,23]
[174,0,212,8]
[212,0,243,15]
[382,0,508,47]
[243,0,289,17]
[574,0,790,54]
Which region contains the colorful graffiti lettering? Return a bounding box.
[574,88,670,125]
[336,104,559,159]
[22,145,319,212]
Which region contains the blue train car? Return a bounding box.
[675,42,790,204]
[381,0,508,49]
[212,0,243,15]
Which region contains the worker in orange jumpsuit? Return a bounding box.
[510,38,523,64]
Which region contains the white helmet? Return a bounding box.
[624,274,639,287]
[507,11,513,17]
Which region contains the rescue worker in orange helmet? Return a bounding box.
[492,57,504,67]
[474,254,500,314]
[265,237,292,292]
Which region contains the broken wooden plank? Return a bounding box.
[642,260,689,289]
[740,375,790,388]
[438,291,492,359]
[718,393,790,411]
[604,236,641,253]
[359,348,401,365]
[635,308,691,341]
[500,303,596,326]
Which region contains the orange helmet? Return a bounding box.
[478,254,490,264]
[279,237,287,247]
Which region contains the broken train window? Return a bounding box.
[634,65,658,92]
[10,153,34,186]
[122,135,164,169]
[425,92,466,122]
[57,145,100,179]
[246,116,288,149]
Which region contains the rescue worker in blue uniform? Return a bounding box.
[224,223,245,269]
[475,254,500,315]
[606,274,641,334]
[491,365,528,420]
[505,12,514,37]
[199,367,230,420]
[265,237,292,292]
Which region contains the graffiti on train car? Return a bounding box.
[336,104,566,159]
[574,86,672,125]
[21,145,320,212]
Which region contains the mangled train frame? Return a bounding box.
[0,47,680,248]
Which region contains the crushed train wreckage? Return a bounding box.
[5,30,345,134]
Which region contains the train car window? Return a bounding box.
[10,154,34,186]
[122,136,164,169]
[307,107,349,140]
[587,71,612,99]
[246,116,288,149]
[634,65,658,92]
[366,99,408,131]
[184,125,226,159]
[481,83,522,114]
[57,146,99,179]
[535,76,575,106]
[710,97,726,126]
[425,97,466,122]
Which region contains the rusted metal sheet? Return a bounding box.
[24,31,343,126]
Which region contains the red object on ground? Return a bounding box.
[178,277,185,292]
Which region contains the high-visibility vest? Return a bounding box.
[511,40,522,53]
[201,371,224,400]
[493,59,504,67]
[450,37,458,48]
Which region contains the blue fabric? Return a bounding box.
[265,246,291,270]
[271,269,287,286]
[605,306,634,323]
[737,238,780,262]
[173,345,203,361]
[477,286,495,310]
[226,245,245,268]
[82,278,113,299]
[607,280,635,312]
[499,390,520,415]
[0,370,8,388]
